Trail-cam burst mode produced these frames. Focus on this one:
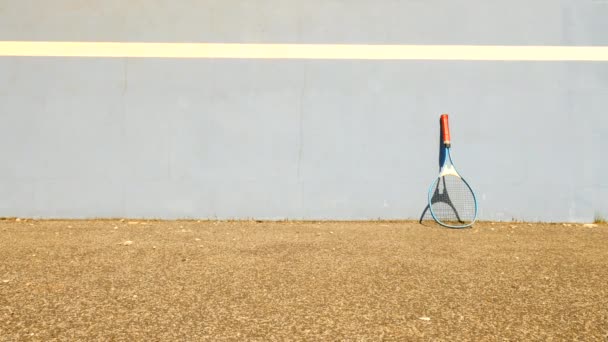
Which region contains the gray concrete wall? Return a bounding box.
[0,0,607,221]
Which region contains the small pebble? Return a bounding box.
[583,224,598,228]
[419,317,431,321]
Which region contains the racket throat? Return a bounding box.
[439,165,460,178]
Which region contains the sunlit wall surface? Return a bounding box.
[0,0,606,221]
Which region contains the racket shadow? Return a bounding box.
[418,117,446,227]
[418,206,446,228]
[423,178,473,228]
[418,204,434,226]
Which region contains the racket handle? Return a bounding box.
[440,114,451,147]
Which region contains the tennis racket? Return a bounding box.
[427,114,478,228]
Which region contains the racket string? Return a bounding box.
[430,175,476,225]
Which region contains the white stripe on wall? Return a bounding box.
[1,42,608,61]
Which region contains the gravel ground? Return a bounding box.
[1,219,607,341]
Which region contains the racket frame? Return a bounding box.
[428,115,478,228]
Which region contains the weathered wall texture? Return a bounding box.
[0,1,606,221]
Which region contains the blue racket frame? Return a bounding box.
[427,146,478,229]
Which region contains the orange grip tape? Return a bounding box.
[440,114,451,146]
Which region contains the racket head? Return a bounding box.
[428,151,478,228]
